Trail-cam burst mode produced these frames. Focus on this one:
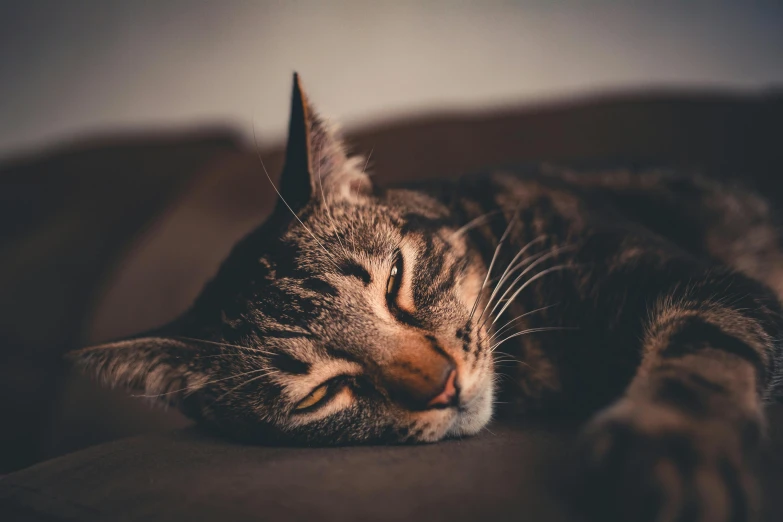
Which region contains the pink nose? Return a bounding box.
[427,369,458,408]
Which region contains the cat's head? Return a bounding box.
[70,74,495,444]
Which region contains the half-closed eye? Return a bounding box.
[294,383,329,411]
[385,250,404,306]
[293,377,349,413]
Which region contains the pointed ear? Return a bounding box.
[278,73,371,212]
[67,337,209,405]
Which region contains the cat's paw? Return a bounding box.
[574,399,760,522]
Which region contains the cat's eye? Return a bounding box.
[386,251,403,300]
[294,383,329,411]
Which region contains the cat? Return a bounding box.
[70,74,783,522]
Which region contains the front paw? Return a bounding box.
[575,400,760,522]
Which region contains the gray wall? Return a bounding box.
[1,1,782,156]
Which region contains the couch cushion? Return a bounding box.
[2,405,783,522]
[0,423,572,522]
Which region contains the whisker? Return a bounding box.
[489,244,575,317]
[484,245,575,327]
[344,147,375,254]
[490,326,577,352]
[251,123,341,271]
[213,369,280,403]
[468,208,520,322]
[489,235,548,286]
[489,303,560,342]
[451,209,503,239]
[477,246,557,329]
[492,264,573,325]
[490,351,534,369]
[476,235,548,325]
[361,147,374,176]
[134,367,276,399]
[173,336,274,355]
[492,359,521,365]
[316,147,349,258]
[194,353,264,360]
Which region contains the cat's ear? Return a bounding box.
[278,73,371,212]
[67,337,209,405]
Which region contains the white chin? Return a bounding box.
[446,381,494,438]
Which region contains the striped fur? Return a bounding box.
[71,77,783,521]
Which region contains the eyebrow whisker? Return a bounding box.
[316,146,350,258]
[173,336,274,355]
[133,367,278,399]
[252,122,341,271]
[212,369,281,403]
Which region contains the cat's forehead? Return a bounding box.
[299,189,449,236]
[255,190,458,284]
[283,201,403,258]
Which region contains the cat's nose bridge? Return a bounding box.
[379,336,458,411]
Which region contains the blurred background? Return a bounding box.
[2,1,782,156]
[1,1,782,473]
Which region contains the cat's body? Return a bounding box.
[72,76,783,521]
[427,167,783,410]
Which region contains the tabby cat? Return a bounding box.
[71,74,783,522]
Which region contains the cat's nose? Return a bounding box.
[383,351,459,411]
[426,368,458,408]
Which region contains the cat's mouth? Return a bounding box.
[439,351,495,439]
[407,372,493,442]
[447,376,494,437]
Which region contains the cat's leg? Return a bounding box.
[484,171,782,519]
[577,270,781,522]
